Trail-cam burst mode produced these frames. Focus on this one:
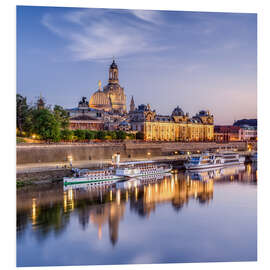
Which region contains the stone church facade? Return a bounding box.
[89,60,126,113]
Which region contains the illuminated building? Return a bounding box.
[67,97,104,130]
[89,60,127,113]
[130,104,214,141]
[214,125,240,142]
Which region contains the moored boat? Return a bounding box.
[63,168,124,186]
[63,154,172,186]
[115,160,172,178]
[184,152,245,170]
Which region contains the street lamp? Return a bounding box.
[68,155,73,167]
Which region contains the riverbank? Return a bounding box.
[17,141,255,165]
[16,155,187,186]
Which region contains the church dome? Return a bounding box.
[172,106,184,116]
[89,90,112,111]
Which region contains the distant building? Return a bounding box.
[239,125,257,141]
[67,97,104,130]
[130,104,214,141]
[214,125,257,142]
[233,119,257,128]
[214,125,240,142]
[129,96,135,113]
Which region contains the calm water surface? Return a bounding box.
[17,164,257,267]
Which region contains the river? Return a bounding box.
[17,163,257,267]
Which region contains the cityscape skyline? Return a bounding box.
[17,6,257,125]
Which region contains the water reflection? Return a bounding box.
[17,164,257,248]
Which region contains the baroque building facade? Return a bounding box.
[130,104,214,141]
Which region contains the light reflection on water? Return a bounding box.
[17,163,257,267]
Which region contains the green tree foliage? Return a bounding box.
[32,109,61,142]
[107,131,117,140]
[53,105,70,129]
[96,130,106,140]
[116,130,126,140]
[16,94,30,134]
[60,129,73,141]
[85,130,95,140]
[127,133,135,140]
[74,129,86,141]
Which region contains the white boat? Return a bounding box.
[184,152,245,170]
[115,161,172,178]
[64,154,172,186]
[63,168,124,186]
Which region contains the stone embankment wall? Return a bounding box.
[17,141,256,165]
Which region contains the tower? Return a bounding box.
[108,59,119,84]
[130,96,135,112]
[103,59,127,113]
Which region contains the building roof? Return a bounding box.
[172,106,184,116]
[214,125,240,133]
[89,90,112,110]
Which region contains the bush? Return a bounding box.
[107,131,117,140]
[85,130,95,140]
[74,129,86,141]
[116,130,126,140]
[60,129,73,141]
[16,137,26,144]
[127,133,135,140]
[96,130,106,140]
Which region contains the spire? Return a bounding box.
[130,96,135,112]
[36,93,45,110]
[98,80,102,91]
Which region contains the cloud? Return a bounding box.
[41,9,167,61]
[130,9,163,24]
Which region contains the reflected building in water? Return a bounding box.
[16,164,257,246]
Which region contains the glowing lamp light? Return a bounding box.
[32,134,36,139]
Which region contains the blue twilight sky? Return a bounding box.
[17,6,257,124]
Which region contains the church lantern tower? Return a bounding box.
[103,59,127,113]
[109,60,119,84]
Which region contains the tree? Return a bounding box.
[60,129,73,141]
[74,129,86,141]
[85,130,95,140]
[16,94,29,134]
[32,109,61,142]
[96,131,106,140]
[127,133,135,140]
[53,105,70,129]
[116,130,126,140]
[107,131,117,140]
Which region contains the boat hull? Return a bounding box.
[184,160,245,171]
[63,176,124,186]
